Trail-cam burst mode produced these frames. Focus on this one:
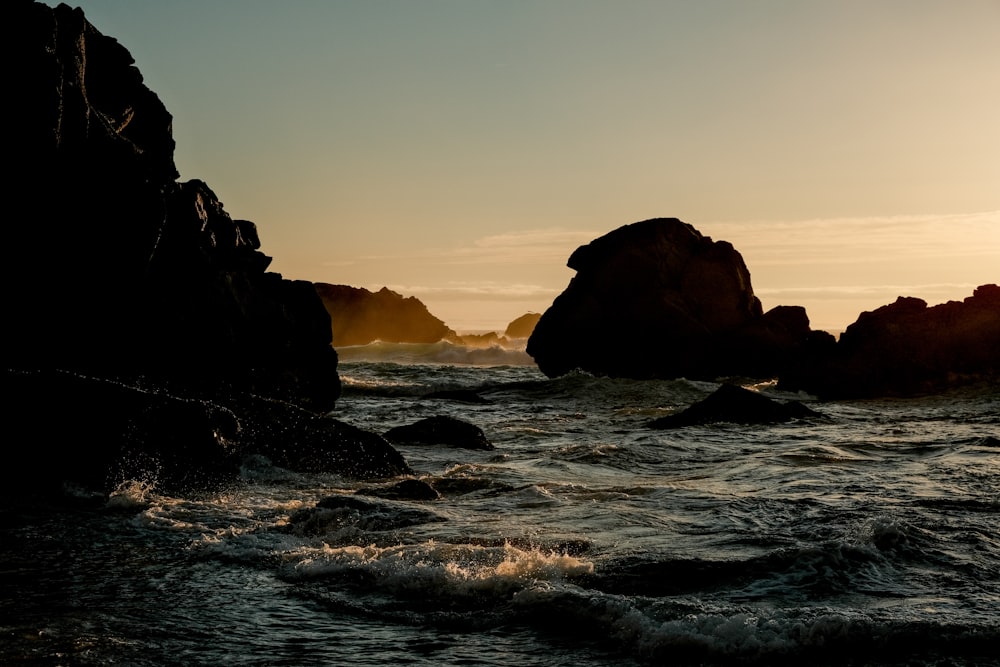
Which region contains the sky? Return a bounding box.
[68,0,999,333]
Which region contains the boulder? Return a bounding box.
[5,1,339,412]
[527,219,817,380]
[384,416,495,450]
[357,479,441,501]
[785,284,1000,398]
[315,284,455,347]
[649,384,823,428]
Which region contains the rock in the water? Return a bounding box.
[504,313,542,339]
[649,384,822,428]
[315,284,455,346]
[527,219,818,381]
[357,479,441,501]
[384,416,494,450]
[785,284,1000,398]
[287,494,445,536]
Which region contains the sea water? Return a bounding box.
[2,341,998,666]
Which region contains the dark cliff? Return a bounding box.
[5,0,339,411]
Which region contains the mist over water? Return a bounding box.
[3,348,998,666]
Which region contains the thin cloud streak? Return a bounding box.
[382,281,561,302]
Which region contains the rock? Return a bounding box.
[6,1,339,412]
[237,398,411,479]
[1,368,409,498]
[785,284,1000,398]
[286,494,445,537]
[384,416,495,450]
[649,384,823,428]
[527,219,817,380]
[316,284,455,346]
[504,313,542,339]
[357,479,441,501]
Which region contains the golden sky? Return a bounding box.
[71,1,999,332]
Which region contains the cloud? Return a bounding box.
[755,282,984,302]
[379,281,561,301]
[704,210,1000,266]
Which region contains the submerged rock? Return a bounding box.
[649,384,822,428]
[357,479,441,501]
[384,416,495,450]
[527,219,820,381]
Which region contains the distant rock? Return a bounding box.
[384,416,495,450]
[649,384,822,428]
[504,313,542,339]
[315,284,456,347]
[785,284,1000,398]
[527,219,820,380]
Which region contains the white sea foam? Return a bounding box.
[286,540,594,598]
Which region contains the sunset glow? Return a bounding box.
[71,0,999,332]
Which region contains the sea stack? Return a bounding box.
[527,219,826,380]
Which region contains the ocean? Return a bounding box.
[2,340,998,666]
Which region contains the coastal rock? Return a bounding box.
[6,1,339,412]
[316,284,455,347]
[527,219,817,380]
[504,313,542,339]
[1,368,409,497]
[786,284,1000,398]
[649,384,822,428]
[384,416,495,450]
[357,479,441,501]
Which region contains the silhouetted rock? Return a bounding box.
[786,284,1000,398]
[316,284,455,346]
[649,384,822,428]
[286,495,444,537]
[357,479,441,501]
[6,1,338,412]
[384,416,495,450]
[1,368,409,498]
[504,313,542,339]
[527,219,817,380]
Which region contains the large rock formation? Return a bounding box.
[5,1,338,411]
[0,2,409,498]
[785,284,1000,398]
[527,219,827,380]
[316,284,456,346]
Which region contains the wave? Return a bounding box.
[336,339,536,366]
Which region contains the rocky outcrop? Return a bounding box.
[316,284,456,347]
[6,1,339,411]
[784,284,1000,398]
[649,384,823,428]
[1,2,377,497]
[2,369,408,497]
[527,219,821,380]
[504,313,542,339]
